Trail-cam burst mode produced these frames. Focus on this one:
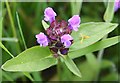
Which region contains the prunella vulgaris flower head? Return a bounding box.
[36,7,81,57]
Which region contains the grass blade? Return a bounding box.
[0,38,18,42]
[16,12,27,50]
[5,1,16,37]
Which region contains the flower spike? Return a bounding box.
[36,7,81,57]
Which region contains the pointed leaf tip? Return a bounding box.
[63,55,82,77]
[42,20,49,30]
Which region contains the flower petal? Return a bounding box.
[35,32,49,47]
[68,15,80,31]
[114,0,120,12]
[61,34,73,43]
[44,7,57,23]
[61,34,73,48]
[64,41,71,48]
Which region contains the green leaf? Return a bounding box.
[103,0,108,7]
[101,72,118,81]
[23,72,34,81]
[101,59,116,69]
[103,0,115,22]
[70,22,118,51]
[73,61,95,81]
[2,70,14,81]
[32,72,42,81]
[69,36,120,59]
[85,53,99,70]
[63,56,82,77]
[70,0,83,15]
[42,20,49,30]
[1,46,57,71]
[2,71,23,81]
[59,63,73,81]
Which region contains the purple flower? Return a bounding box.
[36,7,81,57]
[68,15,81,31]
[44,7,57,23]
[35,32,49,47]
[61,34,73,48]
[46,20,72,40]
[114,0,120,12]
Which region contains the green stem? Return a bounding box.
[97,35,108,62]
[96,0,115,81]
[5,1,17,38]
[32,72,42,81]
[95,35,108,82]
[57,57,61,81]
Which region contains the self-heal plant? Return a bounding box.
[36,7,80,57]
[1,3,119,80]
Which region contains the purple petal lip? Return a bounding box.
[61,34,73,48]
[68,15,81,31]
[114,0,120,12]
[35,32,49,47]
[44,7,57,23]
